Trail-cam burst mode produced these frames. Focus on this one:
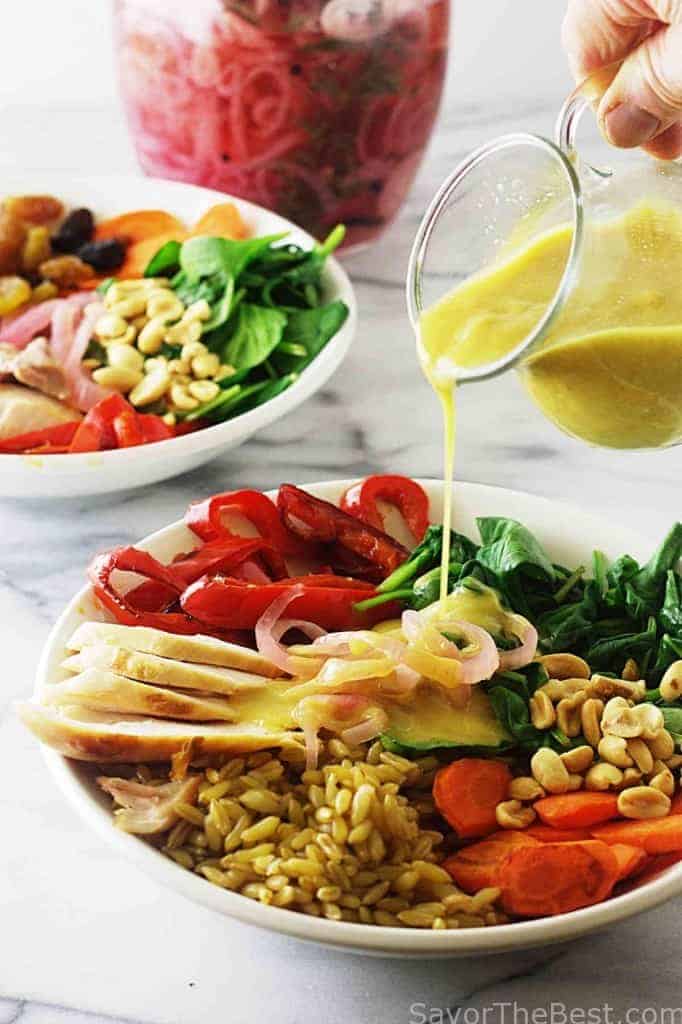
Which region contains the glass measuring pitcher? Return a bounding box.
[407,75,682,450]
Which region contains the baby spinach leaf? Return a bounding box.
[661,707,682,746]
[221,304,287,372]
[661,571,682,633]
[272,301,349,374]
[144,240,181,277]
[476,517,556,584]
[180,234,285,282]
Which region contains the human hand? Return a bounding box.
[563,0,682,158]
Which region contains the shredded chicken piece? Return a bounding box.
[97,775,200,834]
[0,337,69,400]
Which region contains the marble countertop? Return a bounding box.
[3,16,682,1024]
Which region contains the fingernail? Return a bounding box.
[603,102,661,147]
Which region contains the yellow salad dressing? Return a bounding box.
[418,200,682,585]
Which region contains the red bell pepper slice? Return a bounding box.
[138,413,175,443]
[181,573,395,631]
[121,536,286,616]
[0,420,81,453]
[69,394,131,452]
[277,484,408,576]
[186,489,306,557]
[341,475,429,543]
[113,410,145,448]
[88,547,200,634]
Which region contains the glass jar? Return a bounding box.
[113,0,450,250]
[408,81,682,450]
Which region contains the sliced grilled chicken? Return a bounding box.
[61,644,272,696]
[17,702,301,762]
[66,622,279,678]
[0,382,79,439]
[45,669,240,722]
[98,776,200,834]
[0,337,70,400]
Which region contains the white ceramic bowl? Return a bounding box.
[0,175,356,499]
[33,479,682,957]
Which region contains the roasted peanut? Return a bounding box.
[538,653,590,680]
[665,754,682,769]
[129,365,170,407]
[496,800,536,829]
[166,318,203,348]
[567,773,583,791]
[622,658,641,682]
[601,697,643,739]
[538,678,588,702]
[626,738,654,775]
[617,767,644,790]
[660,661,682,703]
[581,698,604,748]
[146,288,183,321]
[585,763,623,791]
[649,767,675,798]
[192,352,221,379]
[556,693,586,737]
[529,690,555,730]
[94,313,129,341]
[647,729,675,761]
[169,382,199,411]
[92,365,142,393]
[508,776,545,802]
[107,343,145,375]
[617,786,670,820]
[137,316,167,355]
[597,735,634,769]
[109,293,149,320]
[531,749,570,794]
[634,703,665,740]
[188,379,219,403]
[560,745,594,774]
[588,674,646,702]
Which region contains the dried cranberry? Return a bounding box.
[77,237,126,272]
[52,208,94,253]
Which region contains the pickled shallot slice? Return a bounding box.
[497,618,539,671]
[255,585,325,677]
[402,609,500,687]
[97,775,200,834]
[0,293,91,349]
[292,693,388,768]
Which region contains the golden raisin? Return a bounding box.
[0,210,26,274]
[21,226,51,272]
[39,255,93,287]
[0,275,31,315]
[5,194,64,225]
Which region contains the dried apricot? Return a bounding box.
[0,210,26,274]
[39,255,93,287]
[0,275,31,315]
[5,194,64,225]
[21,226,51,273]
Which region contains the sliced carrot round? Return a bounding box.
[498,840,619,917]
[591,814,682,854]
[534,792,620,830]
[610,843,648,882]
[433,759,512,839]
[525,824,593,843]
[191,202,248,240]
[443,831,540,893]
[95,210,186,244]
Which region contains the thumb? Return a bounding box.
[598,22,682,149]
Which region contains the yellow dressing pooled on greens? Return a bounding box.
[385,685,509,749]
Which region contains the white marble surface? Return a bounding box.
[3,4,682,1023]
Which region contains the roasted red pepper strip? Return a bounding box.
[89,547,200,633]
[0,420,81,453]
[181,574,395,631]
[186,489,306,557]
[123,537,285,614]
[278,484,408,576]
[341,475,429,543]
[138,413,174,443]
[113,410,145,448]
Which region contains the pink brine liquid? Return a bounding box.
[114,0,449,248]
